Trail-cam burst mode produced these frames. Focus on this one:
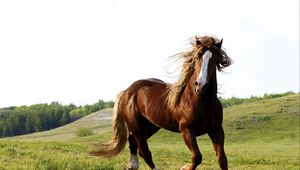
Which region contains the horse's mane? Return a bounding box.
[166,36,232,108]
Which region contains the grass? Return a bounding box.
[0,94,299,169]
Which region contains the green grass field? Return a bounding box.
[0,94,299,170]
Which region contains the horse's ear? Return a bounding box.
[215,39,223,49]
[195,36,201,45]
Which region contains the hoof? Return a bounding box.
[126,154,139,170]
[126,163,139,170]
[180,164,192,170]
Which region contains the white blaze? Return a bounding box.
[196,50,212,88]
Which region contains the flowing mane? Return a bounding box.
[166,36,232,108]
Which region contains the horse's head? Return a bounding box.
[194,36,232,94]
[166,36,232,106]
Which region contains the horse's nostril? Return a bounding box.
[195,81,198,85]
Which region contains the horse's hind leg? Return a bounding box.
[127,134,139,170]
[208,127,228,170]
[134,133,158,170]
[127,122,159,170]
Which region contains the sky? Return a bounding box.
[0,0,299,107]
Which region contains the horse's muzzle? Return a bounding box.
[194,81,205,94]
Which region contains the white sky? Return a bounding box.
[0,0,299,107]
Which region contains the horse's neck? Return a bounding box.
[202,76,218,102]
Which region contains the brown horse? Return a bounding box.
[90,36,232,170]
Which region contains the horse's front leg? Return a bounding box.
[208,127,228,170]
[179,124,202,170]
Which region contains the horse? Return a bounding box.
[90,35,232,170]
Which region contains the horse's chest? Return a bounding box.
[189,111,217,135]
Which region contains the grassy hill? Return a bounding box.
[7,108,113,142]
[0,94,299,169]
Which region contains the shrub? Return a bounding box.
[75,127,93,137]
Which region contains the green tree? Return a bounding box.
[60,111,70,125]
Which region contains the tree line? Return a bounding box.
[0,100,113,137]
[219,91,296,108]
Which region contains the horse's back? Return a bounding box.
[119,78,179,132]
[125,78,165,91]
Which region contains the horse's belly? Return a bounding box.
[162,124,180,133]
[145,114,180,133]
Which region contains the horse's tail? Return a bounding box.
[89,91,127,158]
